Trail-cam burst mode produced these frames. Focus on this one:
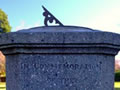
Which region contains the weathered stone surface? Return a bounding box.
[7,54,115,90]
[0,26,120,90]
[0,26,120,47]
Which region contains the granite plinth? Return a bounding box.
[6,54,114,90]
[0,26,120,90]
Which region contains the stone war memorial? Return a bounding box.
[0,6,120,90]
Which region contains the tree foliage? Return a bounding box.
[0,9,11,33]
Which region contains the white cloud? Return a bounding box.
[116,53,120,61]
[15,20,31,31]
[34,21,41,27]
[86,7,120,33]
[15,20,41,31]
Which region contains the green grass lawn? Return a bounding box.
[0,82,120,90]
[115,82,120,90]
[0,82,5,90]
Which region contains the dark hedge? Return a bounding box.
[115,71,120,81]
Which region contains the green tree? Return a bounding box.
[0,9,11,33]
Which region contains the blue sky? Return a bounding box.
[1,0,120,33]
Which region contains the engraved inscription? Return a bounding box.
[32,62,102,71]
[47,77,78,84]
[21,60,102,90]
